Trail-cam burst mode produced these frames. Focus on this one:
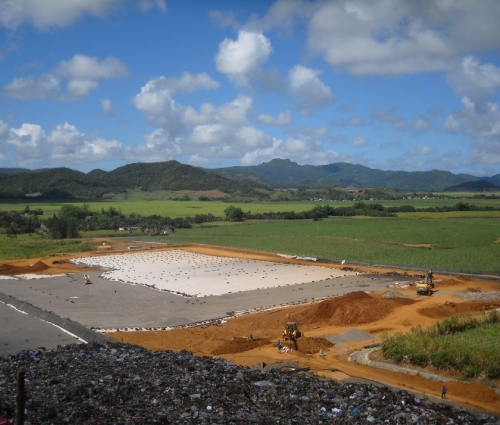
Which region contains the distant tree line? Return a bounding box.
[0,207,42,235]
[1,201,499,238]
[227,201,500,222]
[48,205,221,238]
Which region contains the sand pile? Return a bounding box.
[297,291,416,326]
[0,261,49,275]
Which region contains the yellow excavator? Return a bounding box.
[283,322,302,350]
[416,270,434,296]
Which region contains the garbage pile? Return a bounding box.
[0,343,498,424]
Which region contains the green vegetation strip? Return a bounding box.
[3,196,500,218]
[381,312,500,380]
[130,217,500,274]
[0,234,96,260]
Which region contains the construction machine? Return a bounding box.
[416,281,433,295]
[283,322,302,350]
[416,271,434,296]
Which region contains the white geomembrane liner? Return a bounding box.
[71,249,357,297]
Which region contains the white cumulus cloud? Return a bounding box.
[7,123,48,166]
[100,98,114,115]
[3,74,61,100]
[132,73,221,132]
[372,108,406,130]
[215,30,273,86]
[3,55,129,101]
[0,0,166,30]
[470,140,500,166]
[306,1,500,76]
[412,117,429,132]
[5,122,121,167]
[0,120,10,138]
[443,97,500,139]
[352,136,367,147]
[447,56,500,103]
[409,146,434,156]
[288,65,334,115]
[257,110,293,126]
[138,0,167,13]
[47,123,121,164]
[55,55,129,99]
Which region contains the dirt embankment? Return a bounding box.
[297,291,417,325]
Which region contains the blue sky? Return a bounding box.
[0,0,499,176]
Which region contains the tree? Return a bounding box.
[49,214,61,238]
[224,205,244,222]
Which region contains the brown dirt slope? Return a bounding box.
[212,337,271,355]
[298,291,417,325]
[0,261,49,275]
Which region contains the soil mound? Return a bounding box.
[298,291,416,326]
[295,337,334,354]
[417,301,500,319]
[0,261,49,275]
[211,337,271,355]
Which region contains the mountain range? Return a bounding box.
[0,161,267,199]
[0,159,498,199]
[209,159,500,191]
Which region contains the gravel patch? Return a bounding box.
[323,328,376,345]
[463,291,500,301]
[382,292,404,299]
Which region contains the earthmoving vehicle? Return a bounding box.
[416,271,434,296]
[416,281,433,295]
[283,322,302,350]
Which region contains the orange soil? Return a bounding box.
[0,260,49,275]
[2,241,500,414]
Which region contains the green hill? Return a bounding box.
[445,180,500,192]
[209,158,480,191]
[0,161,266,200]
[0,159,496,199]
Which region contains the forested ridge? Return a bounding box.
[0,161,266,199]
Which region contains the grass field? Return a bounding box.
[381,314,500,380]
[2,197,500,218]
[126,217,500,274]
[0,234,97,260]
[1,198,499,274]
[397,211,500,219]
